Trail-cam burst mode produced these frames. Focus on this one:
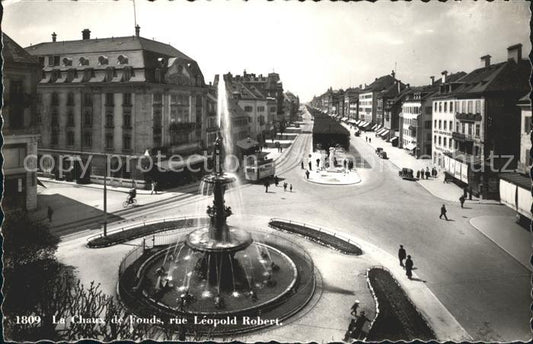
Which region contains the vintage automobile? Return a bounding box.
[375,147,383,155]
[379,151,388,159]
[398,168,416,180]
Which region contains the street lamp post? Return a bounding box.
[103,154,108,237]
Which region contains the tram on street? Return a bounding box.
[244,152,275,181]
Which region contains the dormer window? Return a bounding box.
[117,55,129,65]
[79,57,90,66]
[82,68,95,82]
[98,55,109,65]
[50,70,61,83]
[63,57,73,66]
[157,57,165,67]
[122,66,134,81]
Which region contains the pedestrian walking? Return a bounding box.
[369,137,371,143]
[274,175,279,187]
[283,182,288,192]
[305,170,310,180]
[151,181,157,195]
[365,137,368,143]
[443,173,448,183]
[398,245,406,267]
[420,169,425,180]
[425,169,430,179]
[301,161,304,169]
[439,204,448,220]
[308,161,312,171]
[468,187,473,200]
[416,170,420,179]
[463,186,468,198]
[290,184,293,192]
[405,255,414,280]
[264,181,270,193]
[350,300,360,316]
[47,206,54,222]
[459,195,465,208]
[316,158,320,169]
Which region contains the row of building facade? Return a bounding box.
[310,44,531,202]
[2,28,300,211]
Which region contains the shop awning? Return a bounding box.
[355,120,361,125]
[379,129,390,137]
[404,142,417,151]
[360,122,370,128]
[390,136,399,144]
[376,128,387,135]
[371,124,378,130]
[342,117,349,122]
[236,137,259,150]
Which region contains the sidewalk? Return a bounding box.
[343,123,496,204]
[470,215,532,272]
[31,179,181,229]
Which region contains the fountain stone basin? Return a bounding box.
[186,226,252,253]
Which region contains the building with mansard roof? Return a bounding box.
[24,27,211,187]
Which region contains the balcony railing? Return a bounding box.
[452,131,475,142]
[169,122,199,132]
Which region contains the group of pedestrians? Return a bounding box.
[416,167,438,180]
[265,175,293,192]
[398,244,415,280]
[344,300,370,340]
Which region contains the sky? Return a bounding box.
[2,0,531,102]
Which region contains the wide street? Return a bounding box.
[54,110,530,342]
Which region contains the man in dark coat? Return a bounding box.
[305,170,310,180]
[459,195,465,208]
[264,181,270,193]
[405,255,414,279]
[439,204,448,220]
[416,170,420,179]
[398,245,406,267]
[308,161,312,171]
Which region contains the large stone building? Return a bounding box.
[25,27,211,185]
[399,73,465,157]
[431,44,530,199]
[358,72,399,127]
[2,33,41,212]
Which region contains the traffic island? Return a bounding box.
[365,267,436,341]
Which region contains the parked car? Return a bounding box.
[379,151,388,159]
[399,168,415,180]
[375,147,383,155]
[354,130,360,137]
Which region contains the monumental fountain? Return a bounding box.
[118,78,315,336]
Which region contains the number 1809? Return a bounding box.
[15,316,42,325]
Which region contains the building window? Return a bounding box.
[438,120,442,129]
[467,100,473,113]
[83,111,93,126]
[434,119,437,128]
[117,55,129,65]
[438,136,441,145]
[434,135,437,144]
[83,93,92,106]
[153,93,163,104]
[525,116,532,133]
[425,121,431,129]
[123,93,132,106]
[434,102,437,112]
[443,137,447,147]
[83,132,92,147]
[456,122,460,132]
[49,55,60,67]
[51,128,59,145]
[67,132,75,146]
[475,124,481,137]
[450,101,454,112]
[105,133,114,150]
[51,92,59,106]
[51,111,59,126]
[475,100,481,114]
[257,106,265,112]
[468,123,473,136]
[449,121,453,131]
[67,112,75,127]
[444,102,447,112]
[438,102,442,112]
[443,121,447,130]
[105,93,114,106]
[244,106,253,112]
[105,112,114,128]
[123,134,131,150]
[67,92,74,106]
[123,112,132,128]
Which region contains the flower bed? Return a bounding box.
[87,218,207,248]
[268,220,362,255]
[366,268,435,341]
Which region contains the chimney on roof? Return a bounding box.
[507,43,522,63]
[480,55,491,67]
[391,70,396,79]
[430,76,435,85]
[441,70,448,83]
[82,29,91,40]
[52,32,57,42]
[135,24,140,37]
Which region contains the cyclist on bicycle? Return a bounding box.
[127,187,137,204]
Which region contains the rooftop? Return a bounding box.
[2,33,40,65]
